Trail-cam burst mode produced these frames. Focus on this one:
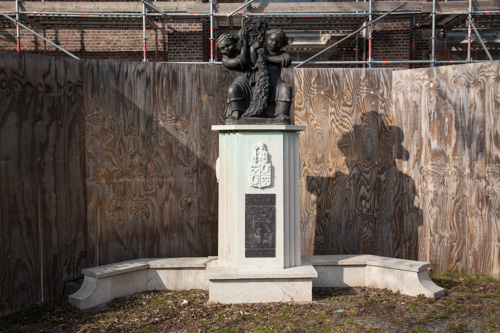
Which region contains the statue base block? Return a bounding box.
[225,117,290,126]
[206,258,317,303]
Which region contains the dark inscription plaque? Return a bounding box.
[245,194,276,257]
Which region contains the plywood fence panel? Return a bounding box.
[83,62,227,265]
[295,63,499,277]
[392,61,500,276]
[0,51,85,317]
[294,68,403,258]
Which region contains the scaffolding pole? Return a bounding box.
[168,59,481,65]
[142,1,147,62]
[0,12,80,59]
[443,30,447,61]
[227,0,256,17]
[412,17,416,68]
[157,59,479,65]
[295,2,407,68]
[438,9,500,14]
[362,20,367,68]
[431,0,436,67]
[231,11,420,17]
[467,0,472,62]
[43,30,47,55]
[470,19,494,60]
[155,29,158,62]
[296,60,471,65]
[368,0,373,68]
[6,8,499,19]
[15,0,20,52]
[210,0,215,64]
[5,10,429,19]
[355,34,359,63]
[3,11,368,18]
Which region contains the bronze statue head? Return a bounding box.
[217,33,239,57]
[267,29,289,52]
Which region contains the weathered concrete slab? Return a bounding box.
[206,259,317,304]
[69,258,213,310]
[81,260,149,279]
[305,255,444,298]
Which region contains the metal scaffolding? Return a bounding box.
[0,0,498,66]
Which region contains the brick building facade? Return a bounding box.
[0,1,498,66]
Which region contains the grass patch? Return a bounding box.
[0,271,498,332]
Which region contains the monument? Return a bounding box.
[68,19,444,311]
[207,18,317,303]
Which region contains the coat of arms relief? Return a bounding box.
[249,142,272,188]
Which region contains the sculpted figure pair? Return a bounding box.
[217,18,292,123]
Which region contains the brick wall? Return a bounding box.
[0,22,205,62]
[372,21,411,68]
[0,1,433,66]
[413,30,430,68]
[167,23,206,61]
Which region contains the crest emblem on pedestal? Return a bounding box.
[249,142,272,188]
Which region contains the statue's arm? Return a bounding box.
[250,42,262,65]
[265,52,292,67]
[239,38,249,69]
[221,55,247,70]
[240,33,248,57]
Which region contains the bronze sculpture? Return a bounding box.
[217,18,293,123]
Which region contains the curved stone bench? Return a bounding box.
[69,255,444,309]
[306,255,444,298]
[69,258,215,310]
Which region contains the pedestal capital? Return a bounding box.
[212,124,306,132]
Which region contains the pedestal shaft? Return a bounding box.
[214,125,305,271]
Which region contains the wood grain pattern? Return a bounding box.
[83,61,226,266]
[84,59,150,265]
[194,65,228,255]
[392,61,500,276]
[294,68,409,258]
[296,63,499,278]
[0,51,85,317]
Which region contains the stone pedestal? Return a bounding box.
[207,124,317,303]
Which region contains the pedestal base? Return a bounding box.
[206,258,317,303]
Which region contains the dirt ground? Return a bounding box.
[1,270,499,332]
